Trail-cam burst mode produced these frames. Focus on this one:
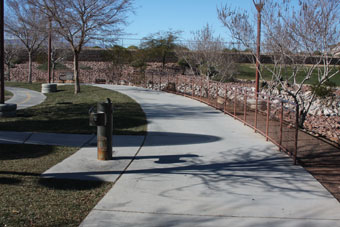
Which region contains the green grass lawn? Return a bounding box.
[5,89,13,101]
[235,63,340,86]
[1,82,147,135]
[0,82,147,226]
[0,144,113,226]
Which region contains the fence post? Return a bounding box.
[279,101,283,152]
[200,77,203,102]
[244,90,247,125]
[167,73,170,86]
[294,104,299,165]
[176,75,179,94]
[207,79,210,103]
[215,82,219,108]
[159,75,161,91]
[152,74,154,90]
[266,95,270,141]
[224,85,227,113]
[234,88,237,118]
[191,77,194,98]
[254,92,258,132]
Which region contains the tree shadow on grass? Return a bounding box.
[38,178,105,191]
[0,177,22,185]
[0,101,147,135]
[0,144,54,160]
[0,170,104,190]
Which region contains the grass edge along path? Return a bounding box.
[0,144,113,227]
[4,89,13,101]
[1,82,147,135]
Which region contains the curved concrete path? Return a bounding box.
[5,86,46,109]
[79,85,340,227]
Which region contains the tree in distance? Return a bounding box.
[175,24,238,82]
[140,30,181,70]
[218,0,340,127]
[29,0,134,94]
[5,0,48,84]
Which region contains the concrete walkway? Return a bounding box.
[75,85,340,227]
[5,86,46,109]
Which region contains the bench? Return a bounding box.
[59,72,74,83]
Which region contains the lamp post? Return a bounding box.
[253,0,264,97]
[253,0,264,131]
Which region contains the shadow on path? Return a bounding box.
[42,147,328,198]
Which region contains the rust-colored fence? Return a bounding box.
[117,74,340,166]
[107,73,340,202]
[138,74,300,164]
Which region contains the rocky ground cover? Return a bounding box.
[6,61,340,145]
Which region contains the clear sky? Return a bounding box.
[120,0,258,47]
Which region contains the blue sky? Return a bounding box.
[121,0,257,47]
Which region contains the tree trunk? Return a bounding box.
[51,62,55,83]
[162,54,166,70]
[299,110,307,128]
[6,63,10,81]
[28,51,32,83]
[73,51,80,94]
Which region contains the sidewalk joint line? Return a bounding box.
[22,132,34,144]
[81,134,96,148]
[110,132,148,187]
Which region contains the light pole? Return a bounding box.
[253,0,264,97]
[253,0,264,131]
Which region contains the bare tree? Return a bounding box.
[218,0,340,127]
[4,42,20,81]
[50,43,69,83]
[5,0,48,83]
[176,24,237,81]
[30,0,134,94]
